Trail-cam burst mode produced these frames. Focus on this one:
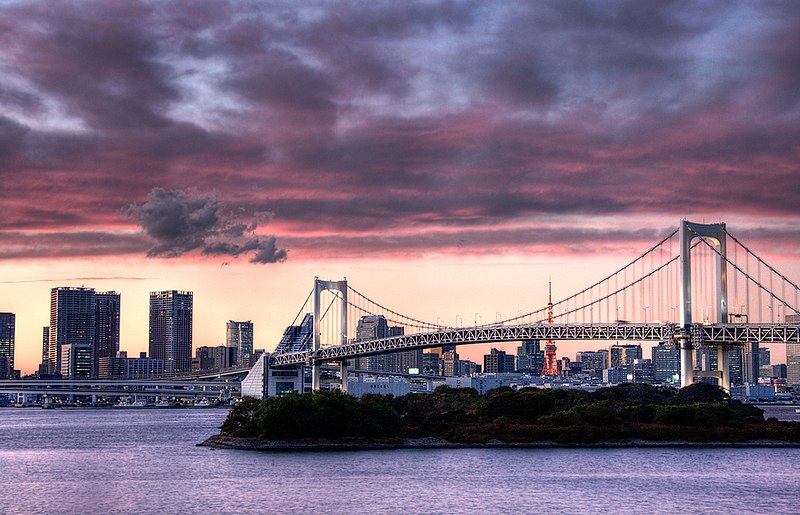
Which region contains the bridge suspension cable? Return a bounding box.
[688,226,799,318]
[497,228,680,326]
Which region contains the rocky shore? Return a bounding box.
[199,434,800,451]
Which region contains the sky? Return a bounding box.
[2,1,800,374]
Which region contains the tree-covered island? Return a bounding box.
[204,383,800,450]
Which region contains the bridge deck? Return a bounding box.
[270,323,800,367]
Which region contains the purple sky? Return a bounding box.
[1,1,799,264]
[3,1,800,373]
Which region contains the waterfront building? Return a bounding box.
[442,349,459,376]
[604,366,632,384]
[49,287,96,375]
[632,359,654,383]
[226,320,254,367]
[483,348,515,374]
[458,359,481,375]
[728,346,743,385]
[771,364,787,379]
[355,315,388,371]
[196,345,237,371]
[576,349,609,379]
[94,292,120,377]
[40,326,50,375]
[445,373,522,395]
[422,352,441,375]
[346,377,411,397]
[516,340,544,374]
[652,342,680,383]
[609,344,642,367]
[787,314,800,385]
[758,347,772,378]
[742,342,760,383]
[149,290,193,373]
[60,342,93,378]
[0,312,14,379]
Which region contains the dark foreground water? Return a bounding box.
[1,408,799,514]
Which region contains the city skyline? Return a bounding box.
[2,2,800,373]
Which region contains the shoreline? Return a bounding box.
[198,434,800,451]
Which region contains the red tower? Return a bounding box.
[540,279,560,376]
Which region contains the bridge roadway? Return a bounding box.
[270,322,800,367]
[0,379,240,397]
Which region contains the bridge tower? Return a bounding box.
[312,278,348,391]
[678,221,729,389]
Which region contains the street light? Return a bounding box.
[474,313,482,326]
[455,314,462,327]
[642,306,650,324]
[766,305,774,324]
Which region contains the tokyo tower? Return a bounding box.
[540,279,560,376]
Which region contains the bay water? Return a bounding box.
[1,407,798,514]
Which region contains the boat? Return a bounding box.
[193,399,211,407]
[795,408,800,414]
[155,400,171,408]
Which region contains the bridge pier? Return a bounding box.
[311,363,321,392]
[340,361,348,394]
[718,347,730,392]
[679,332,694,388]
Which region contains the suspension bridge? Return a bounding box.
[264,221,800,392]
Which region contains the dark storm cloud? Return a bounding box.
[127,188,287,264]
[1,1,800,260]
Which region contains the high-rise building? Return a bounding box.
[0,313,14,379]
[742,342,760,383]
[227,320,254,367]
[609,344,643,367]
[94,292,121,377]
[48,287,120,377]
[60,342,93,379]
[422,352,441,375]
[50,287,96,375]
[577,349,609,379]
[484,348,515,373]
[787,314,800,385]
[149,290,193,373]
[516,340,544,373]
[355,315,389,371]
[652,342,680,383]
[442,349,460,376]
[39,326,51,376]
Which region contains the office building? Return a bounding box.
[652,342,680,383]
[94,292,121,377]
[577,349,609,379]
[441,349,459,377]
[742,342,760,383]
[196,345,237,371]
[49,287,96,375]
[516,340,544,373]
[484,348,515,374]
[609,344,642,367]
[632,359,654,383]
[60,342,93,379]
[149,290,193,373]
[226,320,254,367]
[422,352,441,375]
[0,313,14,379]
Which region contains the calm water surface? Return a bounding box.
[1,407,799,514]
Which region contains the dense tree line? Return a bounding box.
[220,383,800,444]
